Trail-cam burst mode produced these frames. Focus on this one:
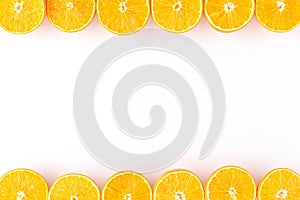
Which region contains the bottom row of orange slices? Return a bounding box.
[1,166,300,200]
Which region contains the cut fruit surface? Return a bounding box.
[102,171,152,200]
[152,0,202,33]
[47,0,95,32]
[205,166,256,200]
[258,168,300,200]
[204,0,255,32]
[153,169,204,200]
[256,0,300,32]
[97,0,150,34]
[0,168,48,200]
[49,174,100,200]
[0,0,45,34]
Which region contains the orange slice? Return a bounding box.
[0,0,45,34]
[47,0,95,32]
[205,166,256,200]
[49,174,100,200]
[152,0,203,33]
[256,0,300,32]
[102,171,152,200]
[258,168,300,200]
[0,168,48,200]
[153,169,204,200]
[97,0,150,34]
[204,0,255,32]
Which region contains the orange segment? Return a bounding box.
[102,171,152,200]
[204,0,255,32]
[256,0,300,32]
[47,0,95,32]
[0,168,48,200]
[153,169,204,200]
[205,166,256,200]
[152,0,202,33]
[258,168,300,200]
[49,174,100,200]
[97,0,150,34]
[0,0,45,34]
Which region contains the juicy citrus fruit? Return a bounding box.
[258,168,300,200]
[102,171,152,200]
[204,0,255,32]
[0,168,48,200]
[97,0,150,34]
[153,169,204,200]
[205,166,256,200]
[0,0,45,34]
[152,0,202,33]
[47,0,96,32]
[256,0,300,32]
[49,174,100,200]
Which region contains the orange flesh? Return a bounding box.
[258,168,300,200]
[47,0,95,32]
[256,0,300,32]
[204,0,255,32]
[0,0,45,34]
[49,174,100,200]
[102,171,152,200]
[97,0,150,34]
[0,169,48,200]
[154,170,204,200]
[206,166,256,200]
[151,0,202,33]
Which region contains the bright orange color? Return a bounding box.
[256,0,300,32]
[152,0,202,33]
[153,169,204,200]
[0,0,45,34]
[204,0,255,32]
[97,0,150,34]
[0,168,48,200]
[47,0,95,32]
[258,168,300,200]
[102,171,152,200]
[49,174,100,200]
[205,166,256,200]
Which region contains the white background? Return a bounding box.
[0,16,300,188]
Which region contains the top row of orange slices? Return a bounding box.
[0,0,300,34]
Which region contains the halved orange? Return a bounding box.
[97,0,150,34]
[258,168,300,200]
[47,0,95,32]
[49,173,100,200]
[204,0,255,32]
[205,166,256,200]
[256,0,300,32]
[152,0,203,33]
[0,0,45,34]
[153,169,204,200]
[102,171,152,200]
[0,168,48,200]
